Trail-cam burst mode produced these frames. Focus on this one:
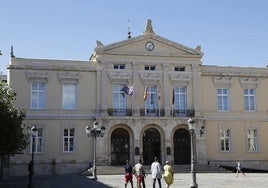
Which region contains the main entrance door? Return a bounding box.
[111,128,129,165]
[143,128,161,165]
[174,128,191,164]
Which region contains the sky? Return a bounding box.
[1,0,268,74]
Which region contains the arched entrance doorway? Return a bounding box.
[111,128,129,165]
[174,128,191,164]
[143,128,161,165]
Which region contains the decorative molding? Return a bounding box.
[213,76,232,88]
[58,72,80,84]
[139,70,162,85]
[107,69,132,83]
[26,71,49,83]
[169,72,192,85]
[239,77,258,88]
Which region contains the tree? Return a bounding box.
[0,82,27,180]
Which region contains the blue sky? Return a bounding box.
[1,0,268,74]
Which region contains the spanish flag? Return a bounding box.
[144,86,148,101]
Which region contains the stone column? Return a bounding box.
[163,63,170,116]
[100,62,108,116]
[132,62,140,116]
[192,64,200,116]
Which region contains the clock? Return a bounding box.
[145,41,154,51]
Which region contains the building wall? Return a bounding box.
[6,21,268,176]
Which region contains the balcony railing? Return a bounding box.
[107,108,132,116]
[140,109,165,117]
[171,109,195,117]
[107,108,195,117]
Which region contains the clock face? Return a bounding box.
[145,41,154,51]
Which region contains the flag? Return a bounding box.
[143,86,148,101]
[172,88,175,105]
[158,84,161,100]
[121,85,134,96]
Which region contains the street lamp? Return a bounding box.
[85,118,106,180]
[28,126,37,188]
[187,117,198,188]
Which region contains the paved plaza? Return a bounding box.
[1,172,268,188]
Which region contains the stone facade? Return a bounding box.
[6,20,268,176]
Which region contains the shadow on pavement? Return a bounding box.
[0,174,113,188]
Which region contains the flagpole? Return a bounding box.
[132,88,134,116]
[158,84,160,117]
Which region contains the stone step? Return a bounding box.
[80,164,229,176]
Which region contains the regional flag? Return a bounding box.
[121,85,134,96]
[144,86,148,101]
[158,84,161,100]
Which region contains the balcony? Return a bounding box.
[171,109,195,117]
[107,108,132,116]
[107,108,195,117]
[140,109,165,117]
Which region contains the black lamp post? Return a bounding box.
[85,118,106,180]
[187,117,198,188]
[28,126,37,188]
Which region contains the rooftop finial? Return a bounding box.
[10,46,15,58]
[143,19,154,34]
[127,19,131,38]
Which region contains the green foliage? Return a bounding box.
[0,82,27,156]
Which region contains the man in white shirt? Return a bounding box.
[151,157,162,188]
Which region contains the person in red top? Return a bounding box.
[124,160,134,188]
[134,159,146,188]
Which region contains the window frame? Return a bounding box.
[217,88,229,111]
[112,85,127,115]
[113,64,125,69]
[30,127,44,154]
[173,86,187,115]
[144,65,156,71]
[62,83,77,109]
[244,88,256,111]
[30,83,46,109]
[62,128,76,153]
[220,128,232,152]
[247,128,258,152]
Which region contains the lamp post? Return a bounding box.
[187,117,198,188]
[28,126,37,188]
[85,118,106,180]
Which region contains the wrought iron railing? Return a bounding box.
[107,108,132,116]
[140,109,165,117]
[171,109,195,117]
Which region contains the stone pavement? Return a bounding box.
[1,172,268,188]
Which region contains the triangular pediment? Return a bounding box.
[94,33,203,58]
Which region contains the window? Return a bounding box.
[62,84,76,109]
[31,83,45,109]
[63,128,75,152]
[114,64,125,69]
[30,128,44,153]
[217,88,229,111]
[247,129,258,152]
[220,129,231,151]
[244,89,256,111]
[112,85,127,115]
[173,86,186,115]
[145,86,157,115]
[174,67,185,72]
[144,65,155,71]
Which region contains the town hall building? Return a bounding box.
[6,19,268,176]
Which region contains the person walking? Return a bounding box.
[124,160,134,188]
[163,161,174,188]
[151,157,162,188]
[236,160,246,177]
[134,159,146,188]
